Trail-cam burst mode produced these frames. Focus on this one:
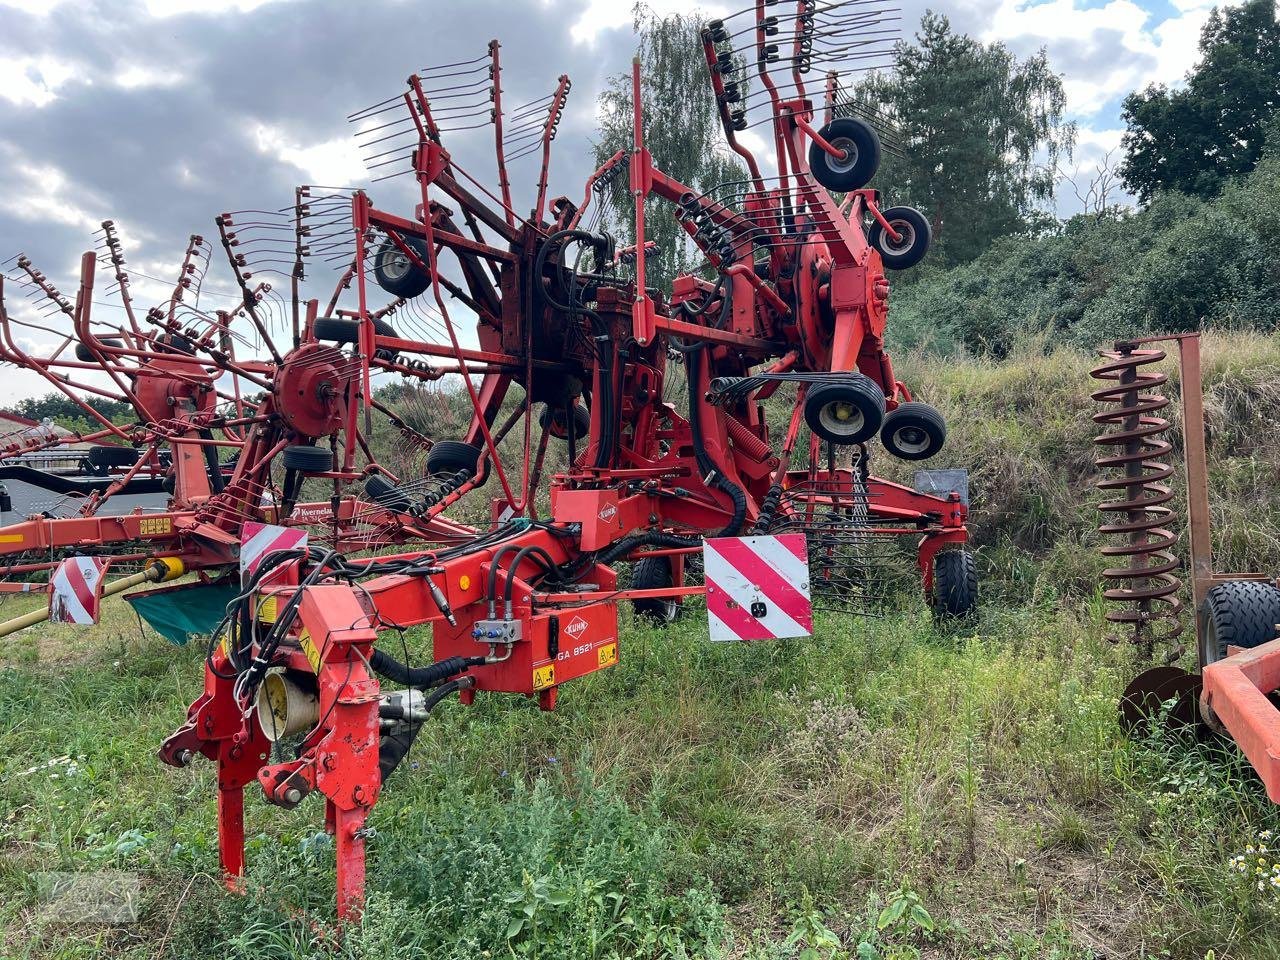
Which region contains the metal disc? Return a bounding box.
[1119,666,1203,733]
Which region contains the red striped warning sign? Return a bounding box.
[240,522,308,582]
[703,534,812,641]
[49,557,107,625]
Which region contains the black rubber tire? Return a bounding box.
[803,375,886,445]
[158,333,195,355]
[632,556,680,623]
[808,117,881,192]
[87,445,140,469]
[312,315,398,346]
[539,403,591,441]
[868,205,931,270]
[932,550,978,621]
[364,474,412,513]
[281,444,333,473]
[426,440,482,477]
[75,337,122,362]
[1200,580,1280,666]
[881,402,946,461]
[373,236,431,299]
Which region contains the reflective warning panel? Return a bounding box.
[240,522,308,583]
[703,534,812,642]
[49,557,107,625]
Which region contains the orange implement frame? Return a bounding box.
[1203,639,1280,802]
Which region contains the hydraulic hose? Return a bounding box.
[598,530,700,567]
[369,651,484,690]
[683,344,747,537]
[199,428,225,494]
[534,230,618,469]
[502,545,560,617]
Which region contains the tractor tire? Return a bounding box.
[881,402,946,461]
[631,556,680,623]
[365,474,412,513]
[426,440,483,478]
[373,236,431,300]
[808,117,881,193]
[932,549,977,621]
[281,444,333,473]
[868,205,931,270]
[539,402,591,441]
[1200,580,1280,666]
[803,375,886,445]
[86,445,140,469]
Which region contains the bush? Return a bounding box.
[887,143,1280,356]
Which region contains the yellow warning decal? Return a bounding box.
[258,594,279,623]
[218,632,229,658]
[299,630,322,673]
[532,664,555,690]
[597,642,618,668]
[0,534,23,543]
[139,517,172,536]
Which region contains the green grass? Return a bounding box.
[2,595,1280,958]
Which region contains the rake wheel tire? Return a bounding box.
[803,375,886,445]
[426,440,482,478]
[881,402,946,461]
[808,117,881,192]
[75,337,123,362]
[156,333,195,355]
[631,556,681,623]
[364,474,412,513]
[281,444,333,474]
[539,402,590,441]
[373,236,431,299]
[312,315,400,360]
[1200,580,1280,666]
[868,206,931,270]
[932,549,977,621]
[86,445,140,469]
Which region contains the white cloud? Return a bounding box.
[0,56,80,108]
[143,0,291,16]
[115,64,186,90]
[0,0,75,14]
[253,124,367,188]
[0,146,103,232]
[1075,125,1126,155]
[569,0,730,44]
[983,0,1239,117]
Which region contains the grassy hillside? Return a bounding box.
[4,337,1280,957]
[894,332,1280,607]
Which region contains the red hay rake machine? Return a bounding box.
[1093,335,1280,806]
[2,1,977,918]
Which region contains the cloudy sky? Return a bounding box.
[0,0,1236,403]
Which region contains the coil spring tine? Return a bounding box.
[1091,342,1185,661]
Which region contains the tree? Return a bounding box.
[593,4,744,291]
[1119,0,1279,202]
[1060,149,1126,221]
[6,393,133,429]
[858,12,1075,268]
